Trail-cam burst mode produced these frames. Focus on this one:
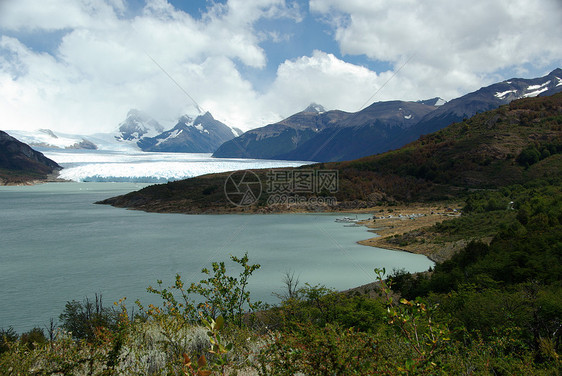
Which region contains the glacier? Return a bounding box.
[43,150,314,183]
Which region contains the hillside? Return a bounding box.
[98,93,562,213]
[0,131,62,185]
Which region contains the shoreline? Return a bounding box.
[349,204,463,263]
[341,205,462,297]
[0,169,70,186]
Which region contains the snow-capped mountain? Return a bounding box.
[137,112,238,153]
[303,103,326,113]
[215,69,562,162]
[5,129,98,150]
[6,109,239,153]
[392,68,562,148]
[213,100,437,161]
[115,109,164,143]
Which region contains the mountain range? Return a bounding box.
[98,92,562,213]
[214,68,562,162]
[6,110,241,153]
[136,112,240,153]
[5,69,561,161]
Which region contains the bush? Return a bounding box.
[0,327,18,354]
[20,327,47,350]
[59,294,120,341]
[517,147,541,167]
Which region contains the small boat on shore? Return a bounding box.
[335,215,359,223]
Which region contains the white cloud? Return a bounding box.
[265,50,386,114]
[310,0,562,99]
[0,0,302,133]
[0,0,560,136]
[0,0,123,31]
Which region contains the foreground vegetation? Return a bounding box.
[2,178,561,374]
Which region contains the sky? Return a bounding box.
[1,0,561,134]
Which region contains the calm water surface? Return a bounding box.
[0,182,433,332]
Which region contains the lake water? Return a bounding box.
[0,182,433,332]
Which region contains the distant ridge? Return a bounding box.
[214,69,562,162]
[213,101,437,161]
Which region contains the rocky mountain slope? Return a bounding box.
[389,68,562,149]
[0,131,62,184]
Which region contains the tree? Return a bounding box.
[517,147,540,167]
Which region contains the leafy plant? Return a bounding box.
[182,316,233,376]
[375,267,451,373]
[187,252,262,327]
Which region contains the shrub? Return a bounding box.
[59,293,119,341]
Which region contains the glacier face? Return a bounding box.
[43,149,314,183]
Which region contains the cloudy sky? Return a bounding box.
[1,0,561,134]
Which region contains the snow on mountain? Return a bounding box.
[493,69,562,101]
[494,89,517,99]
[115,109,164,142]
[523,81,551,97]
[303,103,326,113]
[417,97,447,107]
[138,112,238,153]
[6,129,98,150]
[6,108,241,154]
[494,80,553,99]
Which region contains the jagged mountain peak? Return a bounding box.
[116,109,164,142]
[417,97,447,106]
[137,111,237,153]
[178,115,194,125]
[178,111,216,124]
[303,103,326,113]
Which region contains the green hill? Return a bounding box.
[98,93,562,212]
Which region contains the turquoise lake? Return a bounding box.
[0,182,433,332]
